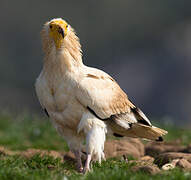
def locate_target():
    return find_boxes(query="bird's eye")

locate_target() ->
[66,24,68,28]
[49,25,53,29]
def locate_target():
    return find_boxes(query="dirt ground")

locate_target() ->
[1,138,191,175]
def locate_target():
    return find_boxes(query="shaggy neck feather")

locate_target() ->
[41,27,83,75]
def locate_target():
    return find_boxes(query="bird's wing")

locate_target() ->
[76,67,151,127]
[35,73,45,108]
[76,67,167,140]
[35,73,50,117]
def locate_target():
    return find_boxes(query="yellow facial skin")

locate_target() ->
[49,19,68,49]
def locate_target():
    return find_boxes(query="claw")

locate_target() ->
[83,167,90,174]
[74,150,83,173]
[77,166,83,173]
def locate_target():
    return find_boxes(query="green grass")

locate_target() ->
[0,111,191,180]
[164,126,191,145]
[0,112,68,151]
[0,155,191,180]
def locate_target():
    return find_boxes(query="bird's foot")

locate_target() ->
[83,167,90,174]
[77,166,83,173]
[83,153,92,174]
[73,150,83,173]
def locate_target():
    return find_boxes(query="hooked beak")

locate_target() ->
[58,27,64,38]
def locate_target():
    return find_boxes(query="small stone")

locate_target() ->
[105,138,144,159]
[171,159,180,166]
[21,149,64,161]
[145,141,186,158]
[176,159,191,170]
[132,165,160,175]
[63,151,75,162]
[154,152,191,167]
[162,163,175,170]
[140,156,154,163]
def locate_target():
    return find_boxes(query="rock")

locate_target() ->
[171,159,181,166]
[21,149,64,160]
[145,141,186,158]
[129,156,155,169]
[140,156,154,163]
[63,151,76,162]
[162,163,176,170]
[130,155,160,174]
[154,152,191,167]
[162,159,179,170]
[0,146,16,156]
[124,138,145,157]
[132,164,160,175]
[182,144,191,153]
[104,138,144,159]
[162,158,191,171]
[176,159,191,170]
[20,137,144,164]
[21,149,77,163]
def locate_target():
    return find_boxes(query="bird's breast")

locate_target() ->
[47,82,85,129]
[36,71,85,130]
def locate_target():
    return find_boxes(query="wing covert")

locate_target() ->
[76,67,135,119]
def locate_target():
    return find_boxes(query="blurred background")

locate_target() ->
[0,0,191,126]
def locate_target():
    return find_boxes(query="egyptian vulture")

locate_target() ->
[35,18,167,173]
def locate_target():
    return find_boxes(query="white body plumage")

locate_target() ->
[35,18,167,173]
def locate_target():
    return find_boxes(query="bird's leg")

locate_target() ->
[83,153,92,174]
[74,150,83,173]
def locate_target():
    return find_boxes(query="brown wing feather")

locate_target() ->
[76,69,135,119]
[77,69,150,125]
[76,68,167,140]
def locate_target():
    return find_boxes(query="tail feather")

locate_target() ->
[109,122,168,141]
[151,125,168,136]
[124,124,168,141]
[106,106,168,141]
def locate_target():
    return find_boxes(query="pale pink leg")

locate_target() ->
[83,153,92,174]
[74,150,83,173]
